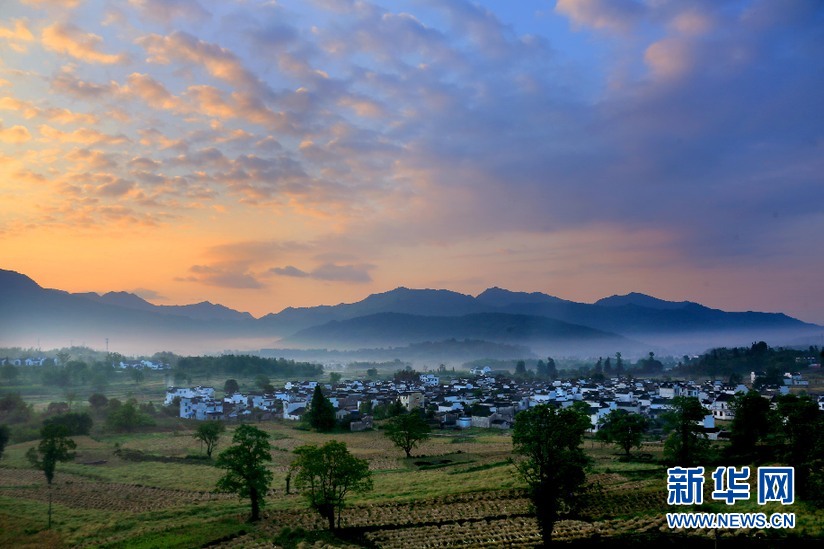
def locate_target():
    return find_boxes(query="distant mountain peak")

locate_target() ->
[0,268,43,293]
[595,292,696,310]
[475,287,567,306]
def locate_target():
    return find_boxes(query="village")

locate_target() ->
[166,367,823,436]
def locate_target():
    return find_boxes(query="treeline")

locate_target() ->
[176,355,323,378]
[674,341,822,379]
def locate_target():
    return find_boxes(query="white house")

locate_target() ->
[165,386,215,406]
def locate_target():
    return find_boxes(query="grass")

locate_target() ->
[1,416,822,546]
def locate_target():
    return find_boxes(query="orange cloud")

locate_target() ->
[39,124,129,146]
[125,73,181,111]
[0,122,32,144]
[0,96,97,125]
[23,0,81,7]
[0,19,34,52]
[137,31,260,91]
[42,22,127,65]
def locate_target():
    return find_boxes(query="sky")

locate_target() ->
[1,0,823,324]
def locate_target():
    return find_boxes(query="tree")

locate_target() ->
[384,412,431,458]
[773,394,823,502]
[224,379,240,395]
[663,397,709,465]
[1,363,19,384]
[329,372,342,384]
[596,410,649,456]
[0,424,9,459]
[305,385,336,432]
[515,360,527,376]
[43,412,93,436]
[728,390,772,459]
[546,357,557,380]
[512,404,591,545]
[26,423,76,528]
[130,368,145,384]
[255,374,273,393]
[88,393,108,412]
[615,352,624,376]
[215,425,273,521]
[194,420,225,458]
[292,440,373,530]
[106,399,154,432]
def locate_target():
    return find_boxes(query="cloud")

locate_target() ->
[0,122,32,144]
[136,31,266,94]
[184,264,265,289]
[23,0,81,7]
[0,19,34,52]
[42,23,128,64]
[124,73,181,111]
[50,67,118,99]
[269,262,373,283]
[39,125,129,146]
[0,96,97,125]
[132,287,166,302]
[128,0,210,25]
[270,265,309,278]
[555,0,646,33]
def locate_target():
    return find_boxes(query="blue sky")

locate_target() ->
[1,0,823,324]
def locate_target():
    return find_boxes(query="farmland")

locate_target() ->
[2,421,822,548]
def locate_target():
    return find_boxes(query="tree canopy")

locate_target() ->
[26,423,76,528]
[193,420,225,458]
[596,409,649,456]
[663,396,710,465]
[0,424,9,460]
[292,440,372,530]
[215,425,273,521]
[512,404,591,545]
[305,385,336,432]
[383,412,431,458]
[728,390,772,459]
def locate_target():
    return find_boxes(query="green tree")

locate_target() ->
[0,423,9,459]
[193,420,225,458]
[515,360,527,376]
[1,363,19,384]
[546,357,557,380]
[224,378,240,395]
[306,385,336,432]
[130,368,145,384]
[773,394,823,502]
[26,423,76,528]
[329,372,342,384]
[255,374,273,393]
[596,410,649,456]
[292,440,373,530]
[384,412,431,458]
[88,393,108,412]
[512,404,591,545]
[663,397,709,465]
[106,399,154,432]
[728,390,772,459]
[43,412,93,436]
[215,425,273,522]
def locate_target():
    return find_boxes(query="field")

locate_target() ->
[2,419,822,548]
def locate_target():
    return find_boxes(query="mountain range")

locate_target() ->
[0,268,819,358]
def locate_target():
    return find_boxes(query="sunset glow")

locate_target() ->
[1,0,822,323]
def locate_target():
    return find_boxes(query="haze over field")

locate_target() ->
[1,1,823,329]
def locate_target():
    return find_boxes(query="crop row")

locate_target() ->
[1,480,234,512]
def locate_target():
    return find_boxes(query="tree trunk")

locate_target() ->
[249,487,260,522]
[48,483,52,529]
